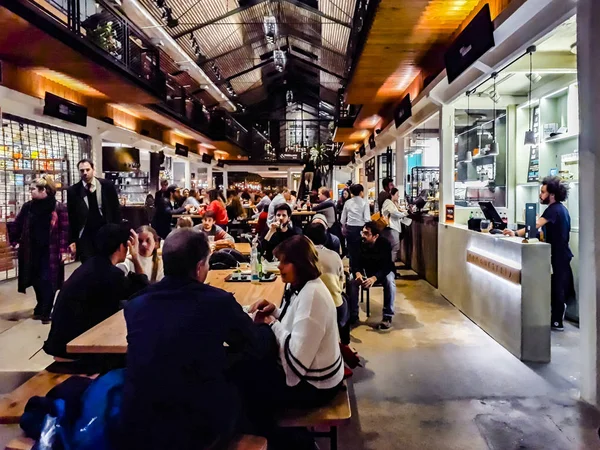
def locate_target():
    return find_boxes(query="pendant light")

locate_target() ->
[464,90,473,163]
[524,45,537,146]
[489,73,499,156]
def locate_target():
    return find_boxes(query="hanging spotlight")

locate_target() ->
[263,16,277,44]
[489,73,499,156]
[525,73,542,84]
[286,90,294,106]
[274,49,286,72]
[524,45,537,146]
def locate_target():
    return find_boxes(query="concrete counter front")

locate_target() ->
[438,223,551,362]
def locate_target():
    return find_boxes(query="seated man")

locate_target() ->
[348,221,396,330]
[194,210,234,244]
[120,229,275,450]
[261,203,301,261]
[311,187,337,228]
[44,224,149,359]
[311,213,341,254]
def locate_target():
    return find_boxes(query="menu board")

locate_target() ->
[527,106,540,182]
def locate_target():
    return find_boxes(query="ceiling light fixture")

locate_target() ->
[264,16,277,44]
[525,72,542,84]
[524,46,537,146]
[274,49,286,72]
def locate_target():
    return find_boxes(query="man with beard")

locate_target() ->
[262,203,301,261]
[503,176,574,331]
[347,221,396,330]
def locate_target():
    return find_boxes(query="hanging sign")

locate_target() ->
[527,146,540,183]
[359,144,366,158]
[369,133,376,150]
[444,4,495,84]
[175,143,189,158]
[394,94,412,128]
[43,92,87,127]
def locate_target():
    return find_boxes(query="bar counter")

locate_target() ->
[400,213,439,287]
[438,223,551,362]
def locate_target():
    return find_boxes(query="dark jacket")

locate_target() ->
[377,190,391,212]
[44,256,148,358]
[9,199,69,293]
[120,276,274,450]
[261,225,301,261]
[357,236,395,282]
[151,196,186,239]
[66,178,121,244]
[312,199,337,228]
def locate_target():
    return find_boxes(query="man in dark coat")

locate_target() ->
[44,224,148,360]
[66,159,121,262]
[151,185,192,239]
[120,229,275,450]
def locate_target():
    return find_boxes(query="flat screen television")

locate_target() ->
[102,146,140,172]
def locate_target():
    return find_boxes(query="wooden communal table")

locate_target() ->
[234,242,251,256]
[66,270,285,354]
[291,210,316,217]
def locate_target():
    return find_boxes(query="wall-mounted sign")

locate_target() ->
[394,94,412,128]
[527,146,540,182]
[201,153,212,164]
[102,146,140,172]
[279,153,301,160]
[445,204,455,223]
[444,4,495,84]
[369,133,376,150]
[365,157,376,182]
[467,249,521,284]
[359,145,366,158]
[175,143,189,158]
[43,92,87,127]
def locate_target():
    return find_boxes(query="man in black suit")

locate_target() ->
[44,224,148,361]
[67,159,121,262]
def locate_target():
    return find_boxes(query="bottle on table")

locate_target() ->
[251,239,260,284]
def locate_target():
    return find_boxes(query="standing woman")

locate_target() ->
[206,188,229,228]
[381,188,407,262]
[9,176,69,323]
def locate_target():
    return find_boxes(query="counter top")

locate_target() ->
[441,223,548,247]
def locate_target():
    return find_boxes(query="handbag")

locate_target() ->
[371,211,388,230]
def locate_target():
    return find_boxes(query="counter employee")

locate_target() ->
[503,176,574,331]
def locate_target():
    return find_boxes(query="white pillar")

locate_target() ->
[206,165,213,189]
[395,136,406,198]
[438,105,455,223]
[506,105,518,223]
[184,161,191,189]
[222,170,228,190]
[91,134,103,176]
[577,0,600,406]
[287,169,293,190]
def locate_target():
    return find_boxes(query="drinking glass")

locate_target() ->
[480,219,491,233]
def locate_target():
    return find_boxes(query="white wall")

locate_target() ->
[421,138,440,167]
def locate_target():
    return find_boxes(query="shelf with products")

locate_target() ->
[104,171,150,205]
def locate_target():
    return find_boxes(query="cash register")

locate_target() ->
[468,202,507,233]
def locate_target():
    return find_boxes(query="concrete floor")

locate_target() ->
[0,267,599,449]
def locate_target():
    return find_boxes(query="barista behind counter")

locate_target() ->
[502,176,574,332]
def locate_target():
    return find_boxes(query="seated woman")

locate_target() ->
[117,226,164,283]
[249,235,344,409]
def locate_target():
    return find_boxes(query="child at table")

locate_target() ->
[117,226,164,283]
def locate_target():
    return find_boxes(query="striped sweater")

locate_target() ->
[270,278,344,389]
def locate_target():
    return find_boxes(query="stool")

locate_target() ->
[360,286,371,317]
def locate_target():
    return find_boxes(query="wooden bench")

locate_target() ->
[278,384,351,450]
[0,371,97,424]
[5,435,267,450]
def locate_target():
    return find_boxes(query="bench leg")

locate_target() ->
[360,287,364,303]
[331,426,338,450]
[366,290,370,317]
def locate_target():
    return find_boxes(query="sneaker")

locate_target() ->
[376,319,393,330]
[551,321,564,331]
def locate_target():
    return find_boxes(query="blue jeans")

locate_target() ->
[348,271,396,321]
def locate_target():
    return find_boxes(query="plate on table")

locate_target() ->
[225,273,278,283]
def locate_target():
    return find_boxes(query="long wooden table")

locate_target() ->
[66,270,284,354]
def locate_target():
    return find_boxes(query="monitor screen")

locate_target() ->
[478,201,505,229]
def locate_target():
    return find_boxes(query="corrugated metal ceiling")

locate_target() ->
[135,0,356,104]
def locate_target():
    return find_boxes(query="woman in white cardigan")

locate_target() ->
[381,188,408,262]
[249,235,344,408]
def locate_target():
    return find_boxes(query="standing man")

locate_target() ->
[503,176,574,331]
[154,179,169,203]
[152,185,192,239]
[340,183,371,276]
[67,159,121,262]
[377,177,394,212]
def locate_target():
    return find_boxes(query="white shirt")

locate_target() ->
[381,199,408,233]
[316,245,344,308]
[117,254,164,283]
[270,279,344,389]
[340,196,370,227]
[82,178,103,212]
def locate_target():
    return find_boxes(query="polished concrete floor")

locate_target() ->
[0,267,599,449]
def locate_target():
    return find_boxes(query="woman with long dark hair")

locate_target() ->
[9,176,69,323]
[206,188,229,227]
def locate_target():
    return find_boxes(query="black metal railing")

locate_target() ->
[29,0,163,97]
